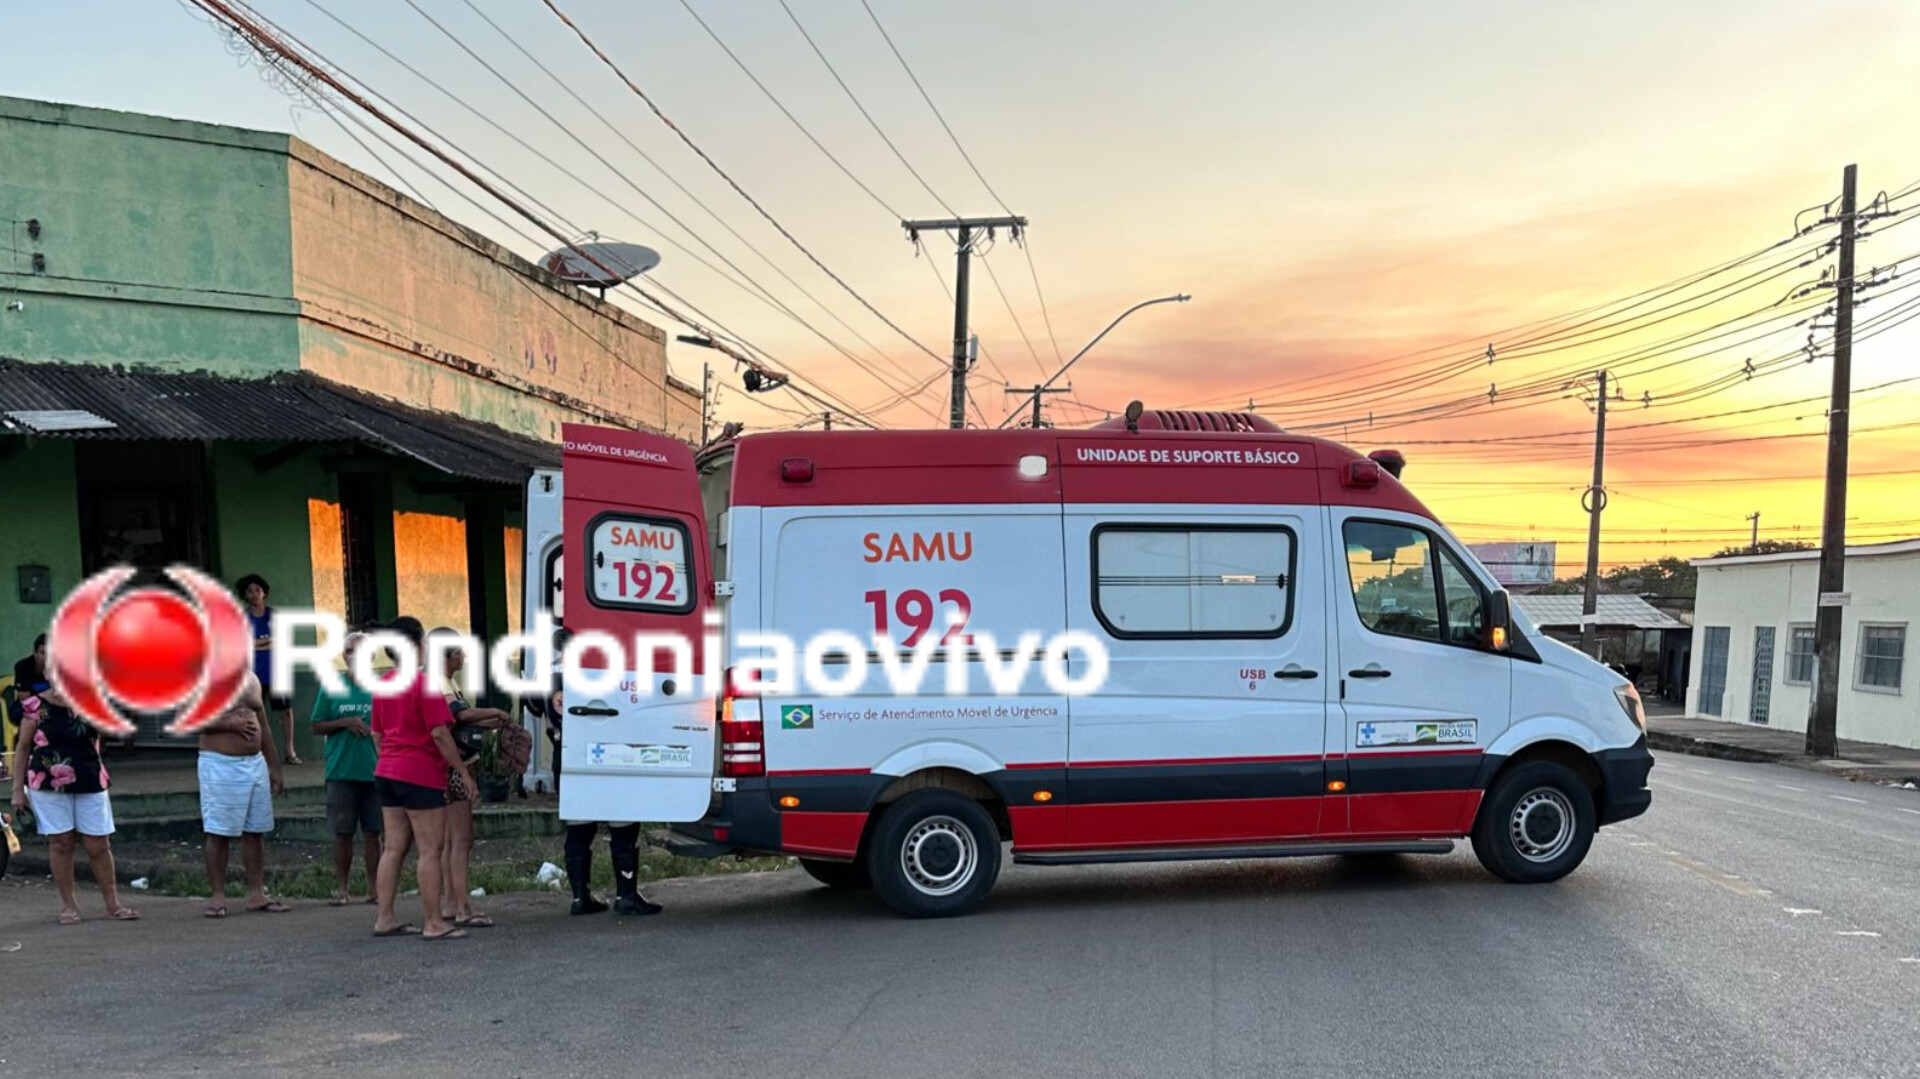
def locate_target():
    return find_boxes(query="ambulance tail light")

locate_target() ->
[719,667,765,777]
[721,717,765,777]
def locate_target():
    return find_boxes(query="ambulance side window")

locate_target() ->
[1092,525,1293,638]
[1343,520,1487,648]
[586,513,696,614]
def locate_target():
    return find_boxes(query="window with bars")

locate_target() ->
[1856,624,1906,693]
[1785,624,1816,685]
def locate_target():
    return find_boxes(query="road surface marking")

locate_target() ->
[1685,767,1712,775]
[1646,781,1920,847]
[1836,930,1882,938]
[1899,958,1920,964]
[1654,851,1771,897]
[1774,784,1806,792]
[1726,776,1758,784]
[1784,907,1823,916]
[1830,795,1869,804]
[1898,807,1920,817]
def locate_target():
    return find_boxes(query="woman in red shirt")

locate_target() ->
[369,617,475,942]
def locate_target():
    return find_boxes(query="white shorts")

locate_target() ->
[26,789,115,837]
[199,751,275,837]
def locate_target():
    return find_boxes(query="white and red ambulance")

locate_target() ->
[529,408,1652,917]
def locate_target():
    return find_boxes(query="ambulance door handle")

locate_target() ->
[1273,666,1318,680]
[1348,666,1392,679]
[569,705,619,717]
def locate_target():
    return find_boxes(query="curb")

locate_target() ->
[1647,729,1909,784]
[1645,730,1785,766]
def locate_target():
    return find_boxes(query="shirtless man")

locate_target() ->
[198,670,288,917]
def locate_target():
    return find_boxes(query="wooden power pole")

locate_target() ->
[1004,383,1071,428]
[1808,164,1859,759]
[904,215,1028,428]
[1580,370,1610,659]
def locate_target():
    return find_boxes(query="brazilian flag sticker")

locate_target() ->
[781,704,814,730]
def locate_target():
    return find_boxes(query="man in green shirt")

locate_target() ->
[311,632,380,905]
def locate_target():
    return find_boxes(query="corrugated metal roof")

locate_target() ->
[0,360,559,485]
[1514,593,1687,631]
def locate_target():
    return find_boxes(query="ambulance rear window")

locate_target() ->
[586,513,696,614]
[1093,525,1294,638]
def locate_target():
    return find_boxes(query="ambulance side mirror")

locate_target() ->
[1485,591,1512,653]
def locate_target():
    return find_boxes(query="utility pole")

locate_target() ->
[1747,512,1761,554]
[700,363,713,446]
[903,215,1028,429]
[1579,370,1609,659]
[1809,164,1859,759]
[1004,383,1071,428]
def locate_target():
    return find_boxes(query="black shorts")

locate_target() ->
[374,776,446,811]
[266,693,293,712]
[325,779,384,835]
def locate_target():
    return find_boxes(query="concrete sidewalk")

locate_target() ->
[1647,713,1920,785]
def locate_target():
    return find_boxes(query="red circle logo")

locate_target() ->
[46,565,253,736]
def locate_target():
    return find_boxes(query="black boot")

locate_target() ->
[566,823,606,915]
[609,824,661,916]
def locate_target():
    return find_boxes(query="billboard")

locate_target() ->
[1467,541,1559,586]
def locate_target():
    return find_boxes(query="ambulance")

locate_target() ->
[524,407,1653,918]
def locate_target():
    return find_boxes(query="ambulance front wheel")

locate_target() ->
[866,791,1002,918]
[798,857,871,890]
[1470,760,1597,884]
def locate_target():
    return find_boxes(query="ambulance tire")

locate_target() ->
[1471,761,1596,884]
[798,857,871,891]
[866,791,1002,918]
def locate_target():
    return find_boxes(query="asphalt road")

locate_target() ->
[3,751,1918,1079]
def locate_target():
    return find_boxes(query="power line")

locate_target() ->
[1180,227,1835,410]
[430,0,934,399]
[329,0,935,417]
[540,0,948,368]
[856,0,1068,370]
[192,0,887,430]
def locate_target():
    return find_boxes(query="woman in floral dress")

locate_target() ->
[7,685,138,925]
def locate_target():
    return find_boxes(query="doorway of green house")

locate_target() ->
[74,440,213,745]
[76,441,212,575]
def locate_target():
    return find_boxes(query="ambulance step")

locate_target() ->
[1014,839,1455,867]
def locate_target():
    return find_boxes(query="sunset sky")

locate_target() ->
[8,0,1920,573]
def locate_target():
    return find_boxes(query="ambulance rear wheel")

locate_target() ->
[867,791,1001,918]
[1471,761,1596,884]
[798,857,871,891]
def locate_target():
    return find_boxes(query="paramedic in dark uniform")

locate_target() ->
[540,684,661,917]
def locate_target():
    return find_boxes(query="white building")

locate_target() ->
[1688,539,1917,748]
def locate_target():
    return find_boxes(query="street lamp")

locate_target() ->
[677,334,788,392]
[997,293,1192,428]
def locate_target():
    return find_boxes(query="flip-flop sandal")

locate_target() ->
[248,900,293,914]
[328,895,351,907]
[204,906,228,919]
[454,913,494,928]
[422,927,468,942]
[108,907,140,921]
[58,911,81,926]
[373,924,421,937]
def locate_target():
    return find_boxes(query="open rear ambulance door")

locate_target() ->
[521,467,564,790]
[559,424,716,824]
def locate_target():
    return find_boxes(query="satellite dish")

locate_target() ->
[538,241,662,286]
